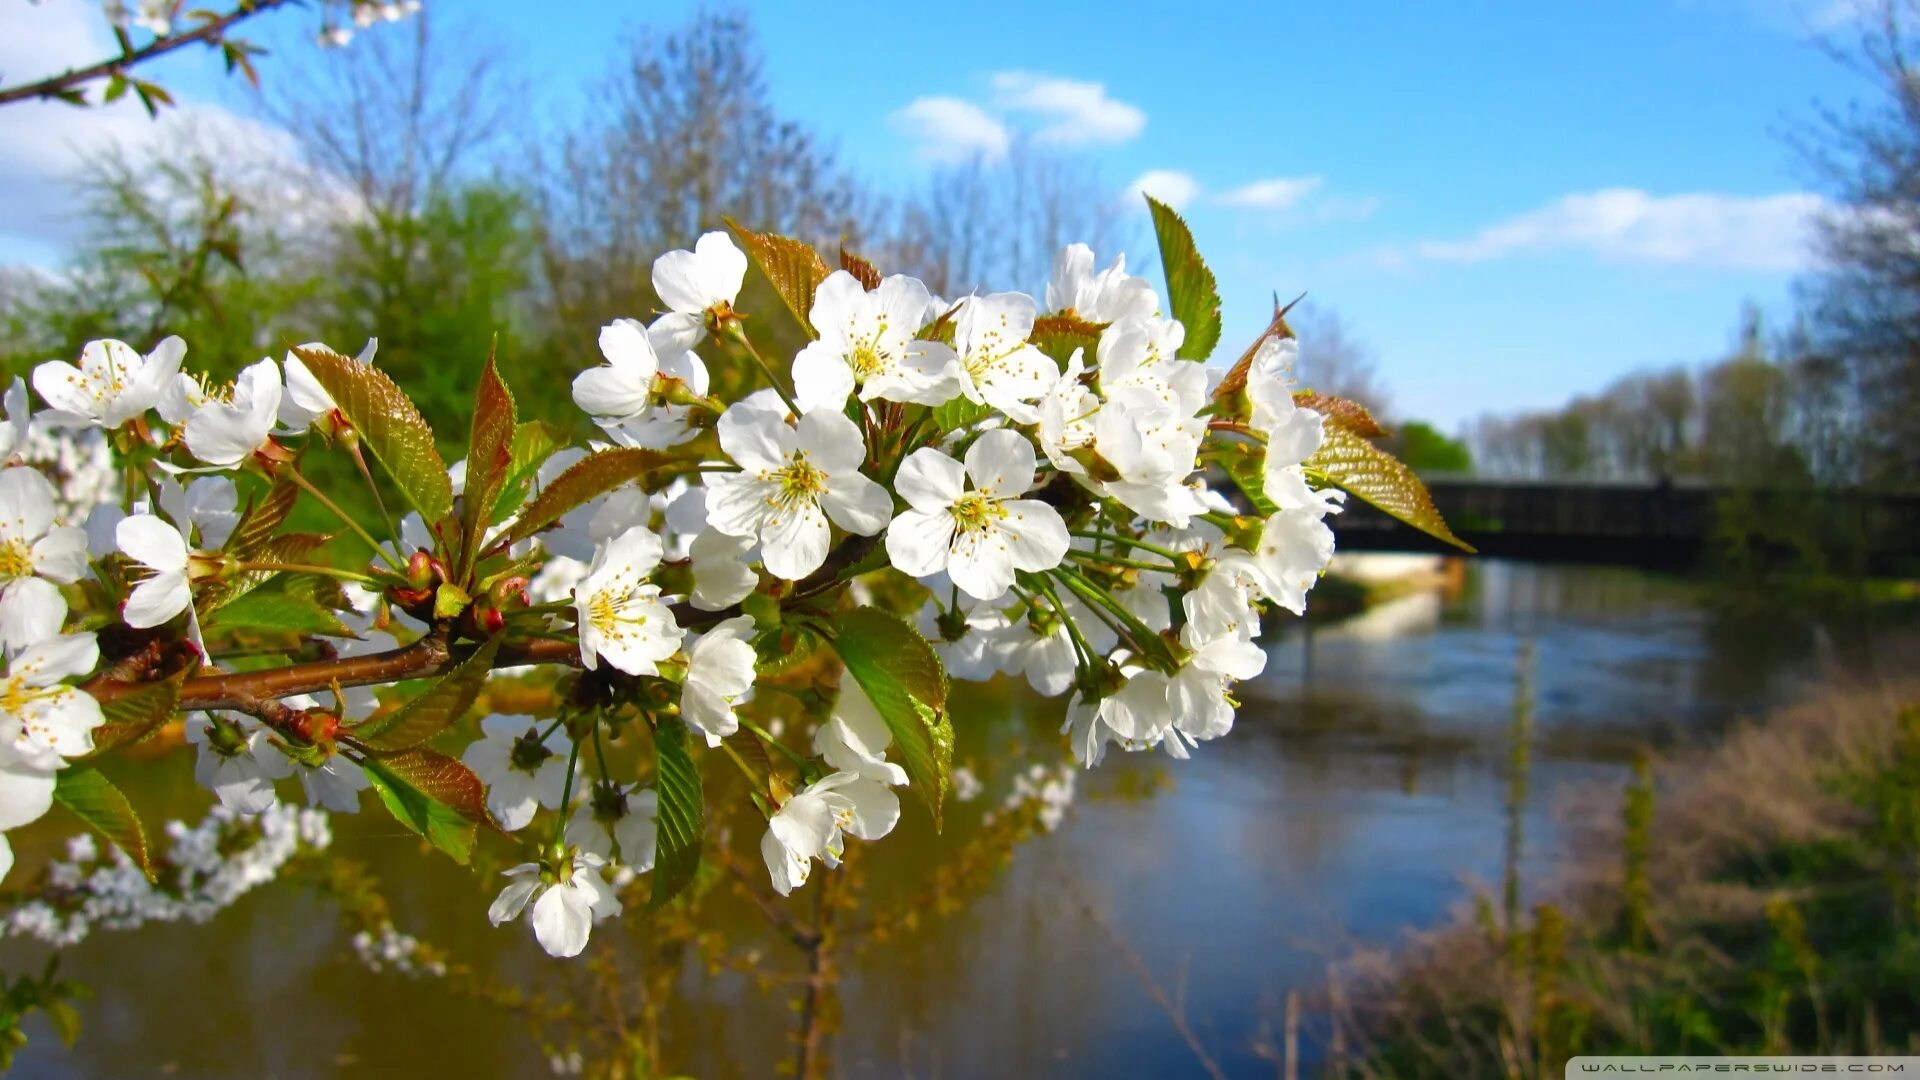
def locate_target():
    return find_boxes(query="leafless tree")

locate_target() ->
[531,13,870,331]
[1287,302,1393,420]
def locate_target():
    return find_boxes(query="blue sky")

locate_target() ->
[0,0,1876,428]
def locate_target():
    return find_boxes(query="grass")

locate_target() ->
[1329,668,1920,1077]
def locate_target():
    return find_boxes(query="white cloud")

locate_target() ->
[1414,188,1830,271]
[1124,169,1201,211]
[889,96,1012,164]
[0,0,359,265]
[1216,176,1325,210]
[988,72,1145,147]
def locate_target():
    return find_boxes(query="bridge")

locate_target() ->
[1327,477,1920,573]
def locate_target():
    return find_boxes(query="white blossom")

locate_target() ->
[564,783,657,870]
[462,714,573,832]
[488,849,622,958]
[680,615,757,746]
[1046,244,1158,324]
[705,396,890,580]
[185,714,293,814]
[791,271,957,413]
[0,467,87,651]
[886,430,1069,601]
[949,292,1056,423]
[652,231,747,319]
[32,337,185,430]
[572,525,683,676]
[182,358,283,467]
[760,771,900,896]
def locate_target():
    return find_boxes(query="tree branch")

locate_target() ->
[0,1,292,110]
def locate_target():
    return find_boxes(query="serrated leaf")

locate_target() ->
[53,765,153,882]
[224,478,297,558]
[827,607,952,828]
[90,671,184,755]
[1214,295,1300,403]
[500,447,675,549]
[1029,313,1106,367]
[725,218,830,338]
[205,589,352,636]
[350,636,500,751]
[934,397,993,432]
[1297,391,1387,439]
[1144,195,1222,361]
[651,716,703,909]
[361,748,490,864]
[494,420,566,519]
[839,245,881,290]
[202,531,332,612]
[1307,424,1474,552]
[292,345,453,524]
[459,349,516,579]
[1218,442,1279,516]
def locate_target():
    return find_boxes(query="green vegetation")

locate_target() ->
[1338,683,1920,1075]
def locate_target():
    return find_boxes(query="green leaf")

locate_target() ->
[650,717,703,909]
[1029,313,1106,367]
[458,349,516,579]
[1218,441,1279,517]
[291,344,453,524]
[495,420,567,518]
[933,396,993,432]
[349,636,500,751]
[223,478,297,558]
[724,217,830,337]
[499,447,675,549]
[1306,424,1475,552]
[205,588,352,636]
[361,748,491,864]
[53,765,153,882]
[827,607,952,828]
[1144,194,1222,361]
[201,531,331,613]
[89,671,184,755]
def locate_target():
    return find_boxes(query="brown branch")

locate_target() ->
[0,1,292,109]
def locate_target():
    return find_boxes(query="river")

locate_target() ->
[8,560,1912,1078]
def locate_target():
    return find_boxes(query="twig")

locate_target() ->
[0,2,292,109]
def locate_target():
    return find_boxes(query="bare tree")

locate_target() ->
[885,144,1129,298]
[1797,0,1920,484]
[1287,303,1392,419]
[532,13,869,331]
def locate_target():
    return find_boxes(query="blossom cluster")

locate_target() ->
[0,216,1367,964]
[4,803,331,948]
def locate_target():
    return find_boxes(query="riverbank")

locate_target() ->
[1330,669,1920,1076]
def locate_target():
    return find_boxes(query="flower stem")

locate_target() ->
[345,439,402,558]
[740,717,811,774]
[231,561,380,585]
[1067,530,1186,565]
[287,467,404,572]
[724,324,799,415]
[1066,549,1174,575]
[549,734,584,855]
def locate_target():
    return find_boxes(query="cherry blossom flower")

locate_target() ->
[812,679,907,785]
[705,396,890,581]
[1046,243,1158,324]
[652,231,747,320]
[185,713,293,814]
[886,430,1069,601]
[680,615,757,746]
[182,358,283,467]
[155,475,240,550]
[949,292,1056,423]
[0,468,87,651]
[32,336,185,430]
[572,319,662,423]
[463,714,573,832]
[790,271,957,414]
[489,849,622,958]
[565,782,657,870]
[0,633,102,772]
[572,525,683,676]
[116,514,198,629]
[0,378,29,460]
[760,771,900,896]
[278,339,375,431]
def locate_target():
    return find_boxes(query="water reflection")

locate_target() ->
[12,560,1911,1078]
